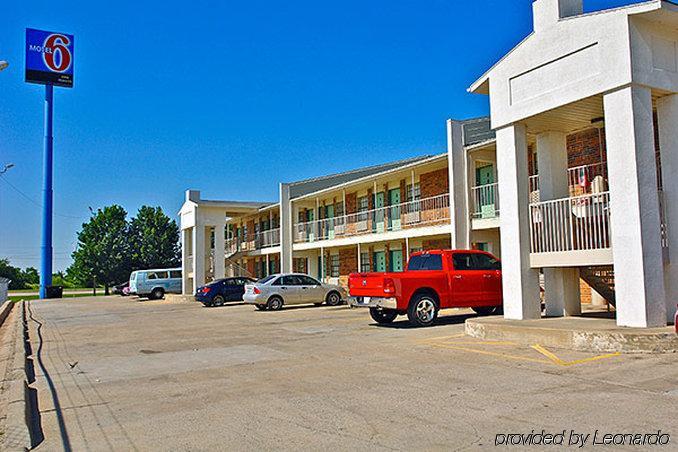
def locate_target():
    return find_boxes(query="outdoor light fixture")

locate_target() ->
[0,61,9,71]
[591,117,605,129]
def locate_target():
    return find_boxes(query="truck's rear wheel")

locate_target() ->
[472,306,500,316]
[369,308,398,324]
[407,294,438,327]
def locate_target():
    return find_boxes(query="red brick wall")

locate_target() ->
[339,248,358,276]
[528,128,607,176]
[566,128,607,169]
[246,220,255,240]
[422,237,451,251]
[345,192,357,214]
[528,144,536,176]
[420,168,449,198]
[246,260,255,276]
[580,279,592,304]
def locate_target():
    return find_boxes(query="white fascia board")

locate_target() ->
[468,33,535,95]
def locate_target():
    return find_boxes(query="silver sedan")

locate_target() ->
[243,274,346,311]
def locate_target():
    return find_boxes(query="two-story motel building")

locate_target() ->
[180,0,677,329]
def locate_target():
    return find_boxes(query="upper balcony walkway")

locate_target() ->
[468,161,669,267]
[294,193,450,247]
[225,228,281,256]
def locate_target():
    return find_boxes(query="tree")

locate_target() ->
[0,258,27,290]
[52,271,75,289]
[70,205,130,294]
[128,206,181,270]
[22,267,39,286]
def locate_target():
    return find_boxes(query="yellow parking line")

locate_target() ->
[417,336,517,347]
[531,344,621,367]
[416,337,621,367]
[427,343,552,365]
[417,333,466,343]
[447,340,518,346]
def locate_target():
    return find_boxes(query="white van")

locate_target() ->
[129,268,182,299]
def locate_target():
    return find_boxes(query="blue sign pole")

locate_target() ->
[26,28,73,299]
[39,84,54,299]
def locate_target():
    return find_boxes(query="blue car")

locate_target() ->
[195,277,256,307]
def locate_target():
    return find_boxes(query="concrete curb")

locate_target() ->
[2,301,39,451]
[0,300,14,327]
[465,317,678,354]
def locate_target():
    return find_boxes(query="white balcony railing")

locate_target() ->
[294,193,450,243]
[225,228,280,256]
[529,192,611,254]
[530,189,668,255]
[470,183,499,219]
[567,162,607,197]
[258,228,281,248]
[529,162,608,202]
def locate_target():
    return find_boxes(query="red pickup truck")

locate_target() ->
[348,250,503,327]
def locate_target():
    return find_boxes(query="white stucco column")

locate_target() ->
[279,183,293,273]
[213,223,226,279]
[536,131,581,317]
[604,85,666,327]
[447,120,470,249]
[496,123,541,320]
[657,93,678,324]
[357,243,361,272]
[181,228,191,295]
[192,224,206,291]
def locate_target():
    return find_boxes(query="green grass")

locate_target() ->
[8,287,105,294]
[8,292,110,302]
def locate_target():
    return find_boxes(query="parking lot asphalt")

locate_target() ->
[24,296,677,451]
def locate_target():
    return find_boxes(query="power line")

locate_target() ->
[0,174,88,220]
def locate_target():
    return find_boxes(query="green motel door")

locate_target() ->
[373,251,386,272]
[476,164,496,219]
[389,189,401,231]
[389,249,403,272]
[373,192,385,233]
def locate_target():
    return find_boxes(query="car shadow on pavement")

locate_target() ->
[202,302,248,309]
[370,313,478,329]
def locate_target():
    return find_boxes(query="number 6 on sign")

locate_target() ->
[25,28,75,88]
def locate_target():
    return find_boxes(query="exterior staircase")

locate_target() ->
[225,259,254,278]
[580,266,615,306]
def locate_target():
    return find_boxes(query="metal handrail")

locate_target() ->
[529,191,611,254]
[294,193,450,243]
[470,183,499,219]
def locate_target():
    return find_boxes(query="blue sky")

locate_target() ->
[0,0,639,271]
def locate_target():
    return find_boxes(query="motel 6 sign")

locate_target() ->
[25,28,74,87]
